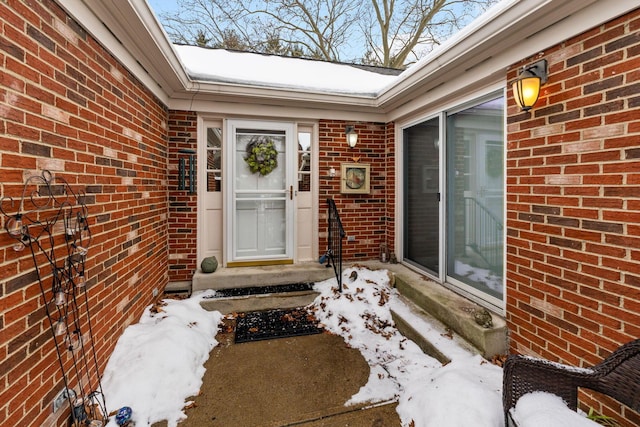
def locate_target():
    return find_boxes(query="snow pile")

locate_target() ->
[101,291,223,427]
[312,265,504,427]
[512,392,600,427]
[312,268,441,404]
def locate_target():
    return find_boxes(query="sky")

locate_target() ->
[145,0,501,67]
[98,266,601,427]
[146,0,178,15]
[145,0,367,61]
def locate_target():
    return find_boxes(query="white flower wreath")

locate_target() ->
[245,137,278,176]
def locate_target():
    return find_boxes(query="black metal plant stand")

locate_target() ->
[0,170,107,425]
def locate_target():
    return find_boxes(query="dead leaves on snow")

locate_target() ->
[490,354,508,367]
[361,312,394,339]
[149,300,167,314]
[440,328,453,339]
[183,401,198,410]
[376,289,389,307]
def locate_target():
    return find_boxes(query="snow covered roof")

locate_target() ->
[174,45,401,97]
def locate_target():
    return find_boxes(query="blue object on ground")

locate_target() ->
[115,406,132,425]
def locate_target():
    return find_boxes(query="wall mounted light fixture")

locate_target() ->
[512,59,548,112]
[345,125,358,148]
[178,148,196,193]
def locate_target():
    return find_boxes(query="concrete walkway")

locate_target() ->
[152,260,502,426]
[155,319,401,427]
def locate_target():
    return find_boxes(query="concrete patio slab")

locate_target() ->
[152,324,400,427]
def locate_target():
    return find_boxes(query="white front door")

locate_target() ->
[226,120,295,264]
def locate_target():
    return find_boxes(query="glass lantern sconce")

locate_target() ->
[345,126,358,148]
[512,59,547,111]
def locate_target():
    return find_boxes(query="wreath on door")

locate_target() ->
[244,137,278,176]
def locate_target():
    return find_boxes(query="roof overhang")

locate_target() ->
[381,0,640,122]
[60,0,639,122]
[56,0,190,105]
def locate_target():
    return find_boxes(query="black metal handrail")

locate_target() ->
[326,198,346,291]
[464,196,504,274]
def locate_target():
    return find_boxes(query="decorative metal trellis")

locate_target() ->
[1,170,107,425]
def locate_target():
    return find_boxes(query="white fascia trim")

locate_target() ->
[55,0,169,104]
[379,0,552,104]
[127,0,194,90]
[166,81,386,121]
[57,0,196,103]
[170,98,388,123]
[494,0,640,68]
[175,82,380,106]
[59,0,639,120]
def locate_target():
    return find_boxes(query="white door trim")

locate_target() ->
[197,117,224,266]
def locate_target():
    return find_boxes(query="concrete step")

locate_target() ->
[392,294,455,364]
[192,261,334,292]
[391,293,483,364]
[366,261,508,359]
[200,290,319,314]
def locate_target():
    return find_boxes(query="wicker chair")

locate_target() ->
[502,339,640,426]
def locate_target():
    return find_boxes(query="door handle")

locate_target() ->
[290,185,293,200]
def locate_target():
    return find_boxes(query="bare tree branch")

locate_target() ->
[154,0,498,67]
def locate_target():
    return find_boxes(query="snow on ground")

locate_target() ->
[101,290,222,427]
[311,266,504,427]
[513,392,600,427]
[100,266,582,427]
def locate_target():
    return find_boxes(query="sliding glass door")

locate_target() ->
[446,97,504,302]
[403,94,504,307]
[404,117,440,276]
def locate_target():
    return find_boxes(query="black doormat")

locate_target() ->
[208,282,315,299]
[235,307,323,343]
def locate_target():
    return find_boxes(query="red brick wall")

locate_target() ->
[0,1,169,426]
[167,110,198,282]
[506,7,640,425]
[319,120,395,261]
[384,122,396,258]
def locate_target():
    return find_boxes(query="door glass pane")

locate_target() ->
[234,129,287,259]
[404,117,440,275]
[297,131,311,192]
[446,96,504,300]
[206,127,222,192]
[236,131,286,191]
